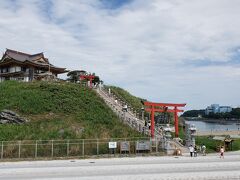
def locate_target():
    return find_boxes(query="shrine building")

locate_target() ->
[0,49,67,82]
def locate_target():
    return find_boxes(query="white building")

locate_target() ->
[205,104,232,115]
[219,106,232,113]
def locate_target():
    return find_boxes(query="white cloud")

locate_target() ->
[0,0,240,110]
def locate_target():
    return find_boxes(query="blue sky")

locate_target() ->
[100,0,133,9]
[0,0,240,110]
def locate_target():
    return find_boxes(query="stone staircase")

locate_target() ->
[96,87,149,135]
[95,86,188,154]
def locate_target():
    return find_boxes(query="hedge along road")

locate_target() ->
[0,152,240,180]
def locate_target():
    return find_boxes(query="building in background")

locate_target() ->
[0,49,67,82]
[219,106,233,113]
[205,104,232,115]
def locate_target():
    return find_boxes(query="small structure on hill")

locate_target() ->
[67,70,101,88]
[0,49,67,82]
[80,74,96,88]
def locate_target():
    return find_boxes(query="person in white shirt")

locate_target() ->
[202,144,206,156]
[123,104,128,112]
[189,145,194,157]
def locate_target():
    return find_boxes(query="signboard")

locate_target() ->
[136,141,150,151]
[108,142,117,149]
[120,141,130,151]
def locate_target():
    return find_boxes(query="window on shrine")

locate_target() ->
[21,67,26,72]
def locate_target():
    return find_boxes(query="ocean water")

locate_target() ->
[185,120,240,131]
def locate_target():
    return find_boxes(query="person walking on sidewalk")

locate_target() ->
[202,144,206,156]
[220,146,224,159]
[194,145,198,157]
[189,145,194,157]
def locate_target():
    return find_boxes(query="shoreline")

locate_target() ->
[183,117,240,123]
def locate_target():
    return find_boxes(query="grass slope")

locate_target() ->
[107,86,145,111]
[0,81,142,141]
[108,86,176,124]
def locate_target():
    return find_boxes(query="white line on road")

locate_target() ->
[0,154,240,179]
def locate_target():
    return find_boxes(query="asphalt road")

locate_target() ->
[0,152,240,180]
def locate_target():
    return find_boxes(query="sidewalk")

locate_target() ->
[182,150,240,157]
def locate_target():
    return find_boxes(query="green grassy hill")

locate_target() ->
[107,86,175,122]
[0,81,142,141]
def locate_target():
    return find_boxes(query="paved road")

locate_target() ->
[0,153,240,180]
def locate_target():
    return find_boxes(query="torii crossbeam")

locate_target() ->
[80,74,96,88]
[144,101,186,138]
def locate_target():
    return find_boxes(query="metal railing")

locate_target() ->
[0,137,165,160]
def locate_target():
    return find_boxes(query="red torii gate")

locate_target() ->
[80,74,96,88]
[144,101,186,138]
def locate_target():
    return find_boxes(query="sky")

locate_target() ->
[0,0,240,110]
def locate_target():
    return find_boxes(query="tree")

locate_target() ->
[67,70,87,83]
[231,108,240,118]
[92,76,100,85]
[181,110,205,117]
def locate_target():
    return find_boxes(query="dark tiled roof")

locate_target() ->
[0,49,67,73]
[5,49,46,62]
